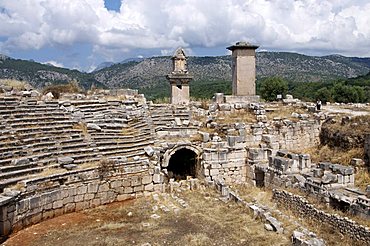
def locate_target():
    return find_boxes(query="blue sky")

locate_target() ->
[1,0,370,72]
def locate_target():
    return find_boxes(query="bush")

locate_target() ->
[332,83,366,103]
[259,77,288,101]
[42,80,82,99]
[315,87,332,103]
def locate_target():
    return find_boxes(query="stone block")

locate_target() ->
[142,175,152,185]
[87,183,99,193]
[122,179,131,187]
[58,156,74,165]
[117,194,134,202]
[134,185,143,192]
[227,136,236,147]
[76,186,87,195]
[75,201,89,211]
[52,200,63,209]
[200,132,210,142]
[219,103,231,111]
[144,183,154,191]
[74,195,84,203]
[90,199,101,207]
[209,169,219,176]
[110,180,122,189]
[144,146,155,157]
[87,123,101,131]
[29,196,41,210]
[62,196,74,205]
[64,203,76,213]
[153,174,163,184]
[42,210,55,220]
[131,176,141,186]
[98,183,109,192]
[124,187,133,194]
[84,193,95,201]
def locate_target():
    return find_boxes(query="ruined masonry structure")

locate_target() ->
[1,43,370,243]
[166,48,193,105]
[227,42,259,97]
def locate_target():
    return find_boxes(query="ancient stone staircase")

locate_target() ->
[0,96,155,192]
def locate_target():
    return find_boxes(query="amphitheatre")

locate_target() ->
[0,42,369,246]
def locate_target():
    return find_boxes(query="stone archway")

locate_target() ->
[162,145,202,180]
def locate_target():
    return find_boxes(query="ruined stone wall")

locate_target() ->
[202,147,247,183]
[0,165,163,238]
[273,190,370,243]
[249,120,321,151]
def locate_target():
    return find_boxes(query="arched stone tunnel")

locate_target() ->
[162,145,202,180]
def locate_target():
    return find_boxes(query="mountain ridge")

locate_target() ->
[1,52,370,99]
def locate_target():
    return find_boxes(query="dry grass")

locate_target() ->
[73,122,89,136]
[0,79,30,90]
[121,126,139,136]
[153,97,170,104]
[355,170,370,191]
[216,110,256,124]
[42,80,82,99]
[303,145,364,166]
[189,133,203,142]
[33,166,66,178]
[325,115,370,136]
[266,105,307,121]
[6,188,290,246]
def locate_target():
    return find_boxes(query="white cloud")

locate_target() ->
[43,60,64,68]
[0,0,370,59]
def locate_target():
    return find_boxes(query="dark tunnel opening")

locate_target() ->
[167,148,198,180]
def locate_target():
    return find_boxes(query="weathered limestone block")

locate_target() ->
[142,175,152,185]
[98,183,109,193]
[62,196,74,205]
[58,157,74,165]
[74,195,84,203]
[64,203,76,213]
[124,187,133,194]
[75,201,89,211]
[134,185,144,192]
[87,123,101,131]
[210,169,219,176]
[144,146,155,156]
[76,186,87,195]
[52,200,63,209]
[153,173,163,184]
[131,176,141,186]
[87,182,99,193]
[144,183,154,191]
[110,180,122,189]
[84,193,95,201]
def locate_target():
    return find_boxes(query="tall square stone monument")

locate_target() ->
[166,48,193,105]
[227,41,259,97]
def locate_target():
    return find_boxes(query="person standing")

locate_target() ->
[316,99,322,111]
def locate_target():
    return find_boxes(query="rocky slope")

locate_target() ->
[92,52,370,89]
[1,52,369,98]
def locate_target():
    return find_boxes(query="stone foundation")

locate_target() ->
[273,189,370,243]
[0,165,163,239]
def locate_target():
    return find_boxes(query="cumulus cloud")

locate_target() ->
[0,0,370,62]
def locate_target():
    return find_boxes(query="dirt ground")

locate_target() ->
[2,189,289,246]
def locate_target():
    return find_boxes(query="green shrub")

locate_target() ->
[259,77,288,101]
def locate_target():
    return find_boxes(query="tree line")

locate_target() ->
[259,73,370,103]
